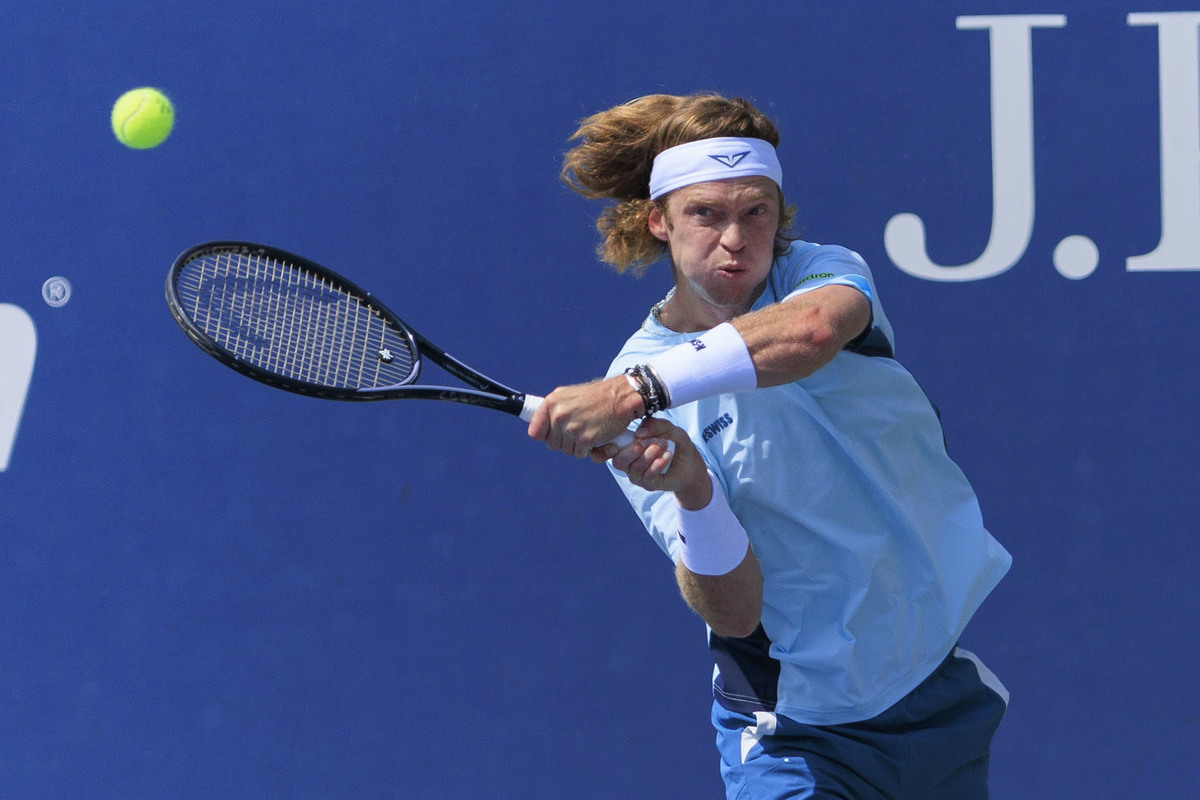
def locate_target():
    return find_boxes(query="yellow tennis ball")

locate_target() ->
[111,87,175,149]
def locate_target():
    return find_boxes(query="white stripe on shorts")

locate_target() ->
[954,646,1010,706]
[740,710,778,764]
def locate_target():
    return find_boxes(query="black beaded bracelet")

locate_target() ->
[624,364,670,417]
[641,363,671,410]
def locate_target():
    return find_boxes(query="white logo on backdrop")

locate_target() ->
[0,304,37,472]
[886,12,1200,281]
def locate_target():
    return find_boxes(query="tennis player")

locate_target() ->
[527,92,1011,799]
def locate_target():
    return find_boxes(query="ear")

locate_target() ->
[647,204,670,242]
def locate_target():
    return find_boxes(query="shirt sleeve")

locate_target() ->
[770,243,896,357]
[606,463,683,562]
[779,244,875,304]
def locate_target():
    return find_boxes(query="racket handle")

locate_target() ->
[519,394,543,423]
[520,395,671,456]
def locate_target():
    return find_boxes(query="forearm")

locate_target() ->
[600,419,763,639]
[669,469,763,639]
[530,286,869,455]
[675,549,763,638]
[731,284,871,386]
[639,284,871,414]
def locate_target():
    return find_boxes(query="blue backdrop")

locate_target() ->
[1,2,1197,797]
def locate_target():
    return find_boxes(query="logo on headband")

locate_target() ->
[708,151,751,169]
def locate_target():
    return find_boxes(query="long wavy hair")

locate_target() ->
[561,92,797,274]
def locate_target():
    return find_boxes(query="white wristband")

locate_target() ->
[647,322,757,408]
[675,472,750,576]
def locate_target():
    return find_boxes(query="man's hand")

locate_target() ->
[593,416,712,507]
[526,374,645,457]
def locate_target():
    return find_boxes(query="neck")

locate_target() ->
[657,293,746,333]
[656,278,766,332]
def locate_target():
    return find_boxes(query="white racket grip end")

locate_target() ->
[519,394,543,423]
[613,429,676,464]
[614,429,672,472]
[612,429,636,447]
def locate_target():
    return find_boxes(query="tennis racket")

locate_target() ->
[164,241,642,449]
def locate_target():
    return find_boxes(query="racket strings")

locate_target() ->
[175,249,417,390]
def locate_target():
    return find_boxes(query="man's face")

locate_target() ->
[649,176,781,325]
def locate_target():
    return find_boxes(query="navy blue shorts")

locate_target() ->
[713,647,1008,800]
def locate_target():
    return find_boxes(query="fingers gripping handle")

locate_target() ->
[520,394,671,453]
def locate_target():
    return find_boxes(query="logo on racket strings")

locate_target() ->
[194,275,343,351]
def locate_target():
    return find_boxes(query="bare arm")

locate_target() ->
[528,284,869,635]
[675,550,763,638]
[653,287,866,635]
[527,283,872,454]
[603,417,764,638]
[732,283,872,386]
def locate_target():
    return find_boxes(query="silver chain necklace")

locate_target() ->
[648,288,675,329]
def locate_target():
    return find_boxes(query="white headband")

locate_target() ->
[648,136,783,200]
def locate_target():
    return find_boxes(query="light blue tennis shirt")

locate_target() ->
[606,241,1011,726]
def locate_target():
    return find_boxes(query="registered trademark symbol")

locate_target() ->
[42,277,72,307]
